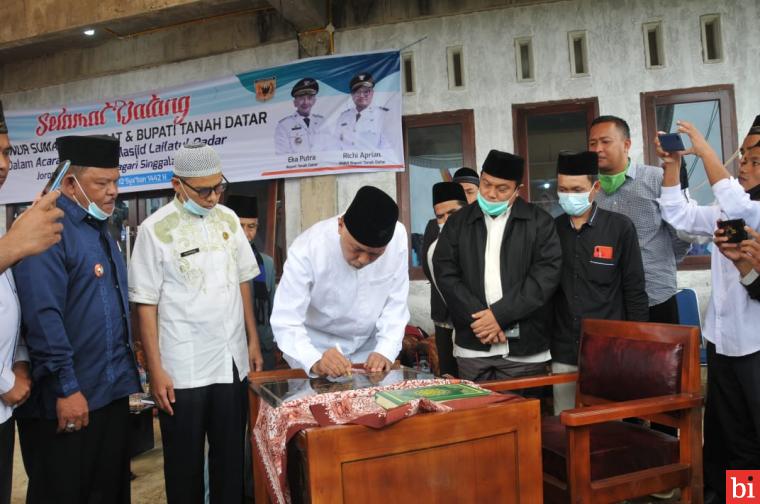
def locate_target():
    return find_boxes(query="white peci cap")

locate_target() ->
[173,142,222,177]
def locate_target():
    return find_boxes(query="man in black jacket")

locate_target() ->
[433,150,562,382]
[421,182,468,376]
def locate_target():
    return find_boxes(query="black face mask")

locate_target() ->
[748,184,760,202]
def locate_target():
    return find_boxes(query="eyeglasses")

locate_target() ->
[352,87,373,96]
[179,175,228,199]
[242,223,258,231]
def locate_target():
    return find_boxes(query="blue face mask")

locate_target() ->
[477,192,510,217]
[73,176,112,221]
[558,192,592,216]
[180,182,211,217]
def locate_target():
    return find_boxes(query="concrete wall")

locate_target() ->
[3,0,752,328]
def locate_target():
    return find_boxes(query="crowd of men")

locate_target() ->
[1,94,760,504]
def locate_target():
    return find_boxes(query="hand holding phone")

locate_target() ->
[43,160,71,194]
[717,219,749,244]
[658,133,686,153]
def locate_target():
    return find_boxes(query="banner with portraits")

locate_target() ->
[2,50,403,204]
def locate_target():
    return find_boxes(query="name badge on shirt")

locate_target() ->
[505,324,520,339]
[180,248,200,257]
[593,245,614,260]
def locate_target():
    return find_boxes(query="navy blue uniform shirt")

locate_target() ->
[13,195,139,419]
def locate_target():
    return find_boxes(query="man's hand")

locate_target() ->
[0,363,32,407]
[311,348,351,378]
[471,309,502,338]
[56,391,89,433]
[149,367,176,415]
[249,344,264,372]
[676,120,712,158]
[365,352,392,373]
[740,226,760,272]
[654,132,682,170]
[4,190,64,260]
[715,227,753,276]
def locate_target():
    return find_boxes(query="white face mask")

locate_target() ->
[557,191,592,216]
[73,176,113,220]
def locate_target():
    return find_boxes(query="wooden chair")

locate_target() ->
[481,319,703,504]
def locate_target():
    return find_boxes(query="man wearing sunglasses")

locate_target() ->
[128,142,263,503]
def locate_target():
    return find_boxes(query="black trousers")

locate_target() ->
[703,343,760,499]
[159,365,247,504]
[26,397,131,504]
[0,418,13,504]
[433,325,458,377]
[648,294,679,324]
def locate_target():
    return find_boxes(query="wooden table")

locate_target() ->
[249,369,543,503]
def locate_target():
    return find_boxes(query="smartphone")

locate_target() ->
[43,160,70,194]
[717,218,748,244]
[658,133,686,152]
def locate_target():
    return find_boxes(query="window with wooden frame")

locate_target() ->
[568,31,589,76]
[446,46,466,90]
[641,84,738,269]
[514,37,535,82]
[512,98,599,215]
[396,109,476,280]
[643,21,665,69]
[700,14,723,63]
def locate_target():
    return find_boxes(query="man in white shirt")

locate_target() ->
[129,142,263,504]
[656,119,760,502]
[274,77,330,155]
[434,150,562,383]
[271,185,409,377]
[335,73,391,151]
[0,100,64,504]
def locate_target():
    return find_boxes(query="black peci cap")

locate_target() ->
[452,167,479,186]
[481,150,524,183]
[432,182,467,206]
[557,151,598,176]
[56,135,120,168]
[226,194,258,219]
[343,186,398,247]
[0,101,6,134]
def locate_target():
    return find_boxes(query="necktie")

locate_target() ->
[356,113,361,122]
[304,117,310,127]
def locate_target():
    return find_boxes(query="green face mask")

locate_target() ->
[477,192,509,217]
[598,164,629,194]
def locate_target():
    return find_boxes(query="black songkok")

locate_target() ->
[0,101,7,134]
[557,151,598,176]
[56,135,120,168]
[343,186,398,247]
[452,167,479,186]
[226,195,258,218]
[481,150,524,183]
[432,182,466,206]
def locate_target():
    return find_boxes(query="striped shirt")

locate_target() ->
[595,161,691,306]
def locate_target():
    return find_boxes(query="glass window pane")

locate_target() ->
[526,111,588,217]
[408,124,464,267]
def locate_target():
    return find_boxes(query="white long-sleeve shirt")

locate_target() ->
[658,178,760,357]
[1,268,29,424]
[271,216,410,373]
